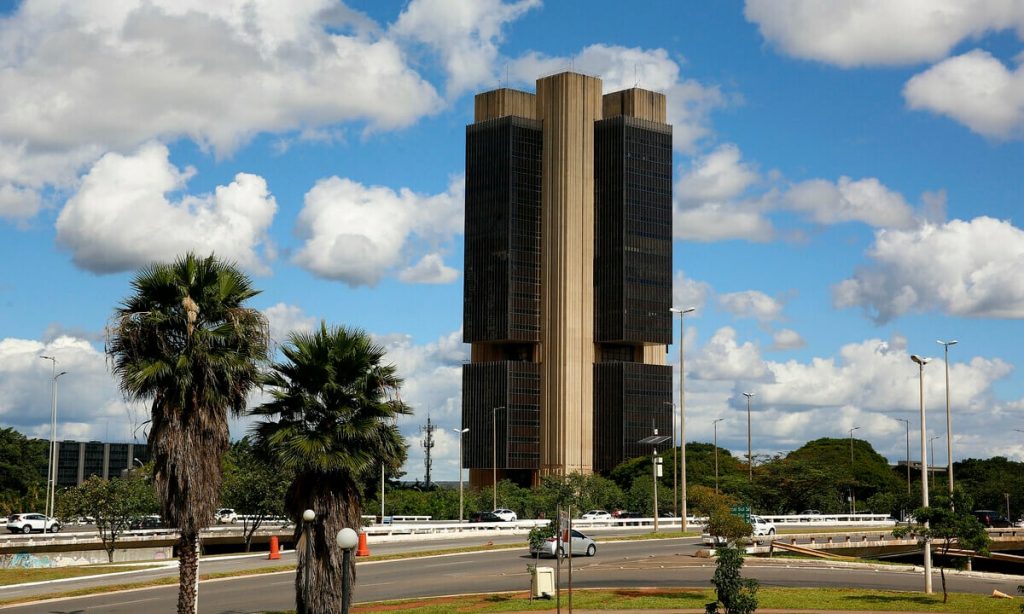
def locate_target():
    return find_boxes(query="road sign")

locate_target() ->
[730,505,751,522]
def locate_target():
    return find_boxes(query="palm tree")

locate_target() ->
[106,253,268,614]
[251,323,409,614]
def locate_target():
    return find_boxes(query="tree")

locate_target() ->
[0,428,48,515]
[710,543,759,614]
[221,438,291,552]
[252,323,409,614]
[107,252,268,614]
[58,474,158,562]
[894,489,991,602]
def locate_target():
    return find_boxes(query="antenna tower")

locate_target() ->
[420,414,436,488]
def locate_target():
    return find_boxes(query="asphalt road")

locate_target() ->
[2,535,1021,613]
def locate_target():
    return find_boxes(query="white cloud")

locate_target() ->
[674,204,775,242]
[391,0,540,97]
[770,328,805,351]
[0,0,441,217]
[293,175,464,286]
[55,142,277,275]
[904,49,1024,139]
[399,254,459,284]
[509,44,727,152]
[677,144,760,204]
[719,290,785,322]
[744,0,1024,67]
[263,303,316,345]
[834,217,1024,322]
[783,176,918,228]
[672,271,711,313]
[0,183,42,223]
[690,327,768,381]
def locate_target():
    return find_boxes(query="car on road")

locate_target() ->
[129,515,165,530]
[469,511,504,522]
[530,528,597,558]
[972,510,1013,528]
[750,515,776,536]
[799,509,821,520]
[6,513,60,534]
[215,508,238,524]
[581,510,612,520]
[492,508,517,522]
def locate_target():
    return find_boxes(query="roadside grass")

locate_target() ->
[274,587,1019,613]
[0,564,164,587]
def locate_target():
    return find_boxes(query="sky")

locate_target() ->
[2,0,1024,484]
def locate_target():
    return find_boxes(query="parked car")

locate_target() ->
[799,509,821,520]
[530,528,597,558]
[492,508,517,522]
[581,510,612,520]
[469,511,504,523]
[215,508,238,524]
[972,510,1013,528]
[616,511,643,519]
[129,515,164,530]
[6,513,60,534]
[750,515,776,536]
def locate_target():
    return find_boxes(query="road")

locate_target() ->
[2,535,1021,613]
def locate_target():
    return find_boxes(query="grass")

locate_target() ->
[0,564,164,586]
[315,587,1022,613]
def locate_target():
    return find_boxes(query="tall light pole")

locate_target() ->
[911,353,933,594]
[492,406,504,511]
[895,417,911,496]
[453,427,469,522]
[663,401,676,519]
[713,418,725,494]
[929,435,941,496]
[743,392,755,482]
[670,306,695,530]
[40,355,66,521]
[849,426,860,514]
[937,339,957,497]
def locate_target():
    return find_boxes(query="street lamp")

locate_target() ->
[670,306,695,531]
[929,435,941,495]
[849,426,860,514]
[639,428,671,533]
[40,355,66,521]
[937,339,957,497]
[895,417,911,496]
[453,427,469,522]
[911,353,933,594]
[492,406,505,511]
[301,509,316,614]
[742,392,755,482]
[713,418,725,494]
[335,527,358,614]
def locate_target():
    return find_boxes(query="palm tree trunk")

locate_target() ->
[177,531,199,614]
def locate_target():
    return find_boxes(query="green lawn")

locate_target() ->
[0,564,164,586]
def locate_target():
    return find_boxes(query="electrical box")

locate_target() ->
[531,566,554,598]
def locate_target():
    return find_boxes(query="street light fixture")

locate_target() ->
[492,406,505,511]
[911,353,933,594]
[929,435,941,496]
[335,528,358,614]
[301,509,316,614]
[936,339,957,497]
[712,418,725,494]
[742,392,755,482]
[670,306,695,531]
[639,428,671,533]
[895,417,911,496]
[40,355,66,521]
[453,427,469,523]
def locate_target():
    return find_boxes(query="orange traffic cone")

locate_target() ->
[268,535,280,560]
[356,531,370,557]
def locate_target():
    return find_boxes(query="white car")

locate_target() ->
[492,508,517,522]
[6,513,61,534]
[215,508,238,524]
[581,510,612,520]
[750,515,776,537]
[530,528,597,557]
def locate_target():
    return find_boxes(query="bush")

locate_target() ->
[710,543,759,614]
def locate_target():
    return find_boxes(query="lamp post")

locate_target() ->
[929,435,941,496]
[743,392,755,482]
[663,401,677,519]
[453,427,469,522]
[40,355,66,521]
[895,417,911,496]
[911,353,932,594]
[301,509,315,614]
[639,428,670,533]
[492,406,504,511]
[336,527,358,614]
[713,418,725,494]
[937,339,957,497]
[670,307,695,530]
[849,426,860,514]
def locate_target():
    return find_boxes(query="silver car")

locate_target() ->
[530,528,597,558]
[6,513,61,534]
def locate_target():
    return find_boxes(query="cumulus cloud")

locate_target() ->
[719,290,785,322]
[509,44,727,152]
[770,328,805,351]
[263,303,316,345]
[744,0,1024,67]
[399,254,459,284]
[0,183,42,223]
[904,49,1024,139]
[391,0,540,97]
[55,142,277,275]
[834,217,1024,322]
[677,144,760,204]
[293,175,464,286]
[673,271,711,313]
[690,327,769,381]
[783,176,918,228]
[0,0,441,216]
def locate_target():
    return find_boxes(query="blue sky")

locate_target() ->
[2,0,1023,482]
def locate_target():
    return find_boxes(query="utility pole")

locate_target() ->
[420,415,436,489]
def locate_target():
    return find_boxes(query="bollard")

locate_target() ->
[356,531,370,557]
[268,535,280,560]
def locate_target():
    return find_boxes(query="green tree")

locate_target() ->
[107,252,269,614]
[221,438,291,552]
[710,543,759,614]
[252,323,409,614]
[894,489,991,602]
[57,474,158,562]
[0,429,48,515]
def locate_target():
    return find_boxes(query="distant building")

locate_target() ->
[462,72,674,487]
[53,440,149,487]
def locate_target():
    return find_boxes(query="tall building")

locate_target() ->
[52,440,150,487]
[462,72,674,488]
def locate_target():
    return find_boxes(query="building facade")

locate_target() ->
[462,72,674,487]
[53,440,150,487]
